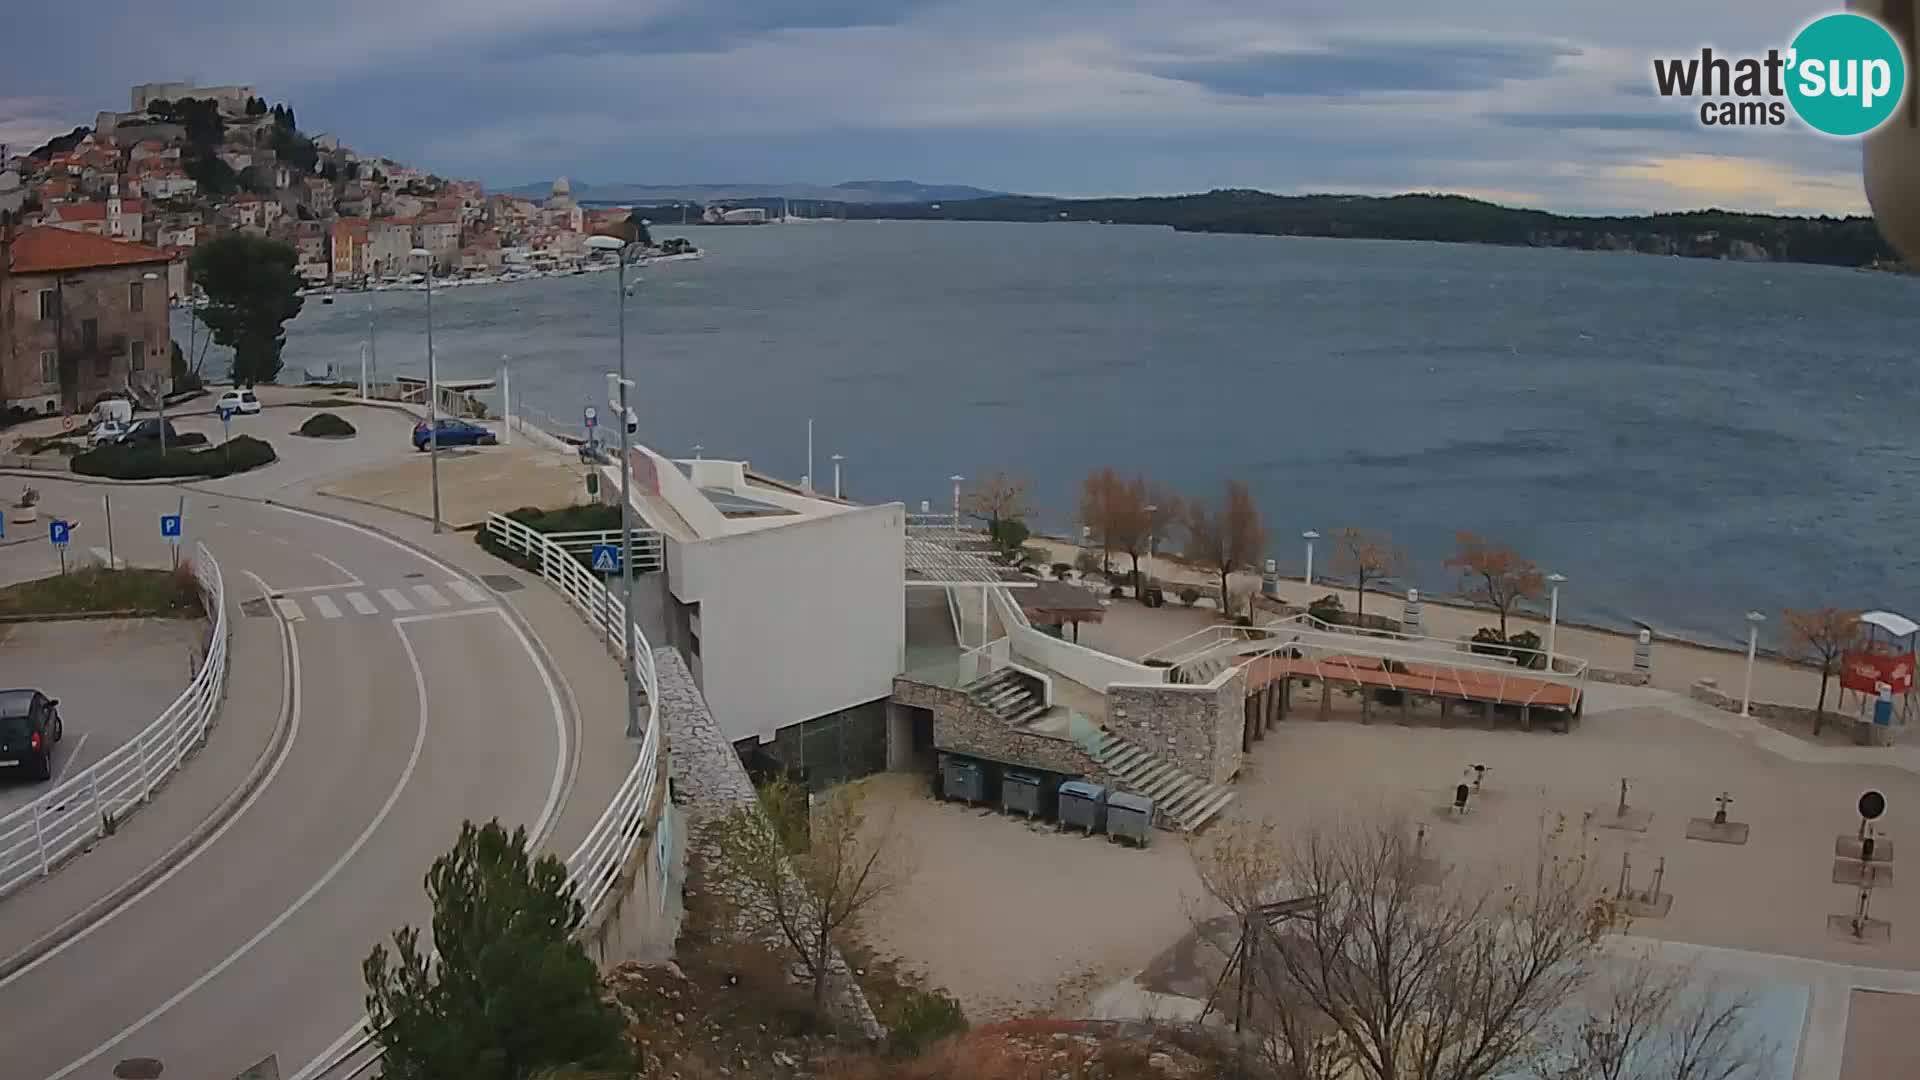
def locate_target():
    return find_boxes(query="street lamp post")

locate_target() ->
[412,248,441,533]
[1144,503,1159,597]
[1741,611,1767,718]
[1546,572,1567,671]
[1302,530,1320,587]
[586,234,641,740]
[142,271,167,456]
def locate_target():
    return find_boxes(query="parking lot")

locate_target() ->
[0,618,207,816]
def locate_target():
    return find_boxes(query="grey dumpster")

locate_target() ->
[1106,791,1154,847]
[1003,769,1044,819]
[1058,780,1108,835]
[942,755,985,805]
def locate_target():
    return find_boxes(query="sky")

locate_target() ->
[0,1,1882,215]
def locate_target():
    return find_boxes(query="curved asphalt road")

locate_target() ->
[0,479,573,1080]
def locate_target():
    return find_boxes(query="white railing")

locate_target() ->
[539,528,665,573]
[482,512,663,918]
[0,543,228,900]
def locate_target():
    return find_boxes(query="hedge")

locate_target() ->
[296,412,357,438]
[72,435,277,480]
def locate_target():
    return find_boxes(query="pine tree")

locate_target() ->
[364,820,625,1080]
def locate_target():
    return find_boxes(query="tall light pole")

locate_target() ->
[1302,529,1320,587]
[1546,572,1567,671]
[1144,503,1159,596]
[500,352,512,445]
[366,257,379,389]
[587,234,641,740]
[1741,611,1766,718]
[412,248,441,533]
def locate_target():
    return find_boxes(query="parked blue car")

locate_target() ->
[412,418,498,451]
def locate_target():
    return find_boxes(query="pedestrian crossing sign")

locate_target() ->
[591,544,620,573]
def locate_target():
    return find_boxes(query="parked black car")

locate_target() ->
[116,418,181,446]
[0,689,64,782]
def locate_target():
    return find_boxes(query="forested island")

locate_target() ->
[845,190,1901,269]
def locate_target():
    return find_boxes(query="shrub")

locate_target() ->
[296,411,357,438]
[1470,627,1509,657]
[1051,562,1072,580]
[1508,630,1545,669]
[1073,550,1101,576]
[888,987,969,1057]
[1109,585,1125,598]
[72,435,276,479]
[1307,593,1346,624]
[1179,586,1201,607]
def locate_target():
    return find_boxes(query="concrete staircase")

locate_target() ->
[1088,730,1235,833]
[1172,655,1229,685]
[966,669,1049,726]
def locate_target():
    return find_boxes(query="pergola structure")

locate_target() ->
[904,530,1035,656]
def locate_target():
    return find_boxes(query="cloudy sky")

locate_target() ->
[0,1,1878,214]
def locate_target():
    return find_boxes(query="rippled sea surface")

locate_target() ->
[203,220,1920,645]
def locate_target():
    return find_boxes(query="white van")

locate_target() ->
[89,398,132,426]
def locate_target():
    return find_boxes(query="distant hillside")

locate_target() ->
[502,179,1007,205]
[843,190,1901,269]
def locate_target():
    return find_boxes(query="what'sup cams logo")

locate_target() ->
[1652,11,1912,136]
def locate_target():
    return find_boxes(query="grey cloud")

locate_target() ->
[477,0,946,60]
[1489,110,1699,133]
[1149,39,1579,99]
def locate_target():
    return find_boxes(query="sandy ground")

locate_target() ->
[1035,537,1850,724]
[859,692,1920,1039]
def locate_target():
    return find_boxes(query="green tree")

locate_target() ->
[246,96,267,116]
[364,819,625,1080]
[190,234,305,385]
[184,151,238,196]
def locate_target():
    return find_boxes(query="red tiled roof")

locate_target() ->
[5,226,174,273]
[50,200,143,222]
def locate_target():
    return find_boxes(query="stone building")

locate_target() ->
[0,226,174,414]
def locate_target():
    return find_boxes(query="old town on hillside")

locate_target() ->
[1,81,658,417]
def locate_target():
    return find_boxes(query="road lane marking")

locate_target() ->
[273,597,304,621]
[344,591,378,616]
[52,733,91,785]
[412,583,451,608]
[378,588,414,612]
[313,552,361,585]
[47,613,432,1080]
[0,569,302,991]
[310,594,342,620]
[446,578,487,604]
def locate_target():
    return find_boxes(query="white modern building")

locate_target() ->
[597,443,905,777]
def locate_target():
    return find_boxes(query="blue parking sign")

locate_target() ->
[161,514,182,540]
[49,520,70,546]
[590,544,620,573]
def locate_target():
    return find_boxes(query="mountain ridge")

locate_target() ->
[500,178,1007,205]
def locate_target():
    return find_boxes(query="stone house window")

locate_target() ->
[38,290,58,321]
[40,350,57,385]
[129,280,144,312]
[130,338,146,371]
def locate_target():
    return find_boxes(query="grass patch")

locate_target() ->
[295,412,357,438]
[0,565,205,619]
[73,435,276,480]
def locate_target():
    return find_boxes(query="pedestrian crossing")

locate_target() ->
[264,580,493,622]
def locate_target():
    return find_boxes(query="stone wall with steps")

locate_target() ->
[1106,668,1247,787]
[894,675,1106,780]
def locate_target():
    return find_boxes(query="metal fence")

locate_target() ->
[539,528,665,574]
[0,542,228,899]
[482,511,664,917]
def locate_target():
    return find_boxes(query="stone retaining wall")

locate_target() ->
[660,649,885,1041]
[1107,669,1247,786]
[1589,667,1651,687]
[893,676,1104,779]
[1688,677,1892,745]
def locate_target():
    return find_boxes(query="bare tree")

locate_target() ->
[1543,951,1774,1080]
[709,779,908,1013]
[1191,812,1624,1080]
[1445,532,1546,639]
[1329,528,1405,625]
[1186,481,1266,619]
[1109,475,1182,596]
[1077,466,1126,574]
[1781,607,1862,735]
[964,471,1033,552]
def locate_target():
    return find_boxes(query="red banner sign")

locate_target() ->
[1841,650,1916,695]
